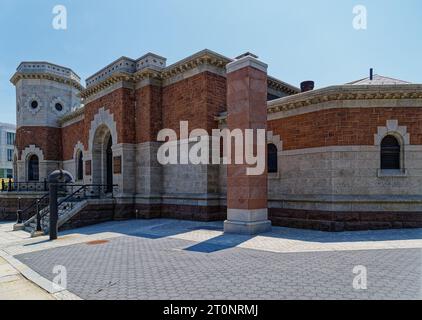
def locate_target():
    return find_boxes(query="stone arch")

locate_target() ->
[375,120,408,170]
[88,107,118,153]
[21,145,45,162]
[374,120,409,146]
[20,145,45,182]
[91,124,114,191]
[267,131,283,152]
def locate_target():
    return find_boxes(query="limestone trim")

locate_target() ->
[10,72,84,91]
[267,84,422,115]
[79,49,299,100]
[21,145,45,162]
[58,106,85,125]
[24,94,42,115]
[226,55,268,74]
[80,72,133,99]
[73,141,86,159]
[268,76,300,95]
[88,108,118,151]
[267,131,283,179]
[267,131,283,153]
[374,120,410,146]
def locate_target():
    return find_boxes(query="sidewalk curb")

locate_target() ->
[0,249,82,300]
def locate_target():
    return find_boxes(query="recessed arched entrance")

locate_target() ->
[27,154,39,181]
[92,125,113,193]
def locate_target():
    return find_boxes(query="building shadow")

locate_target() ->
[20,218,422,252]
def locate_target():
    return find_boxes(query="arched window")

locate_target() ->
[28,155,39,181]
[268,143,278,173]
[77,151,84,181]
[381,135,401,170]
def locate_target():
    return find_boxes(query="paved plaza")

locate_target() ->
[0,219,421,300]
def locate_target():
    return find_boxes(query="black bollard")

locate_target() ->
[36,200,42,232]
[16,209,23,224]
[49,183,58,240]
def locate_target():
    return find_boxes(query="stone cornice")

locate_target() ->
[79,49,300,100]
[10,72,84,91]
[161,49,232,80]
[80,50,232,99]
[133,68,163,82]
[215,84,422,125]
[267,84,422,114]
[80,72,133,99]
[267,76,300,95]
[58,106,85,126]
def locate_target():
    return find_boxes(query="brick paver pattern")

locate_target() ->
[15,234,422,300]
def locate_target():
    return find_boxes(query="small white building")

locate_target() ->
[0,123,16,179]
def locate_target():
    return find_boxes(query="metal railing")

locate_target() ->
[20,184,119,232]
[2,179,50,193]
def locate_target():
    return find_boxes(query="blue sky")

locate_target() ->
[1,0,421,124]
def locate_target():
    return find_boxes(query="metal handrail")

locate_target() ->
[37,184,119,221]
[20,192,49,220]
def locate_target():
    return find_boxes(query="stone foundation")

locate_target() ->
[135,203,226,222]
[0,194,43,221]
[269,208,422,232]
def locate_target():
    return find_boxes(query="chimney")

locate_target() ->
[300,81,315,93]
[370,68,374,80]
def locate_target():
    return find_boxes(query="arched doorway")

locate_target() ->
[92,125,113,193]
[28,155,39,181]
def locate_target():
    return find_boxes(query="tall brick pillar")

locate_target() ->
[224,54,271,235]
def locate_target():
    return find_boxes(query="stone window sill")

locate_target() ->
[377,169,408,178]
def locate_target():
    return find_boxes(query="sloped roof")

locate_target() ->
[347,74,411,85]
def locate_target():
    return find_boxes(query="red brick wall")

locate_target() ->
[62,120,85,160]
[83,87,136,147]
[268,107,422,150]
[16,127,62,161]
[162,72,227,136]
[135,85,162,143]
[60,73,227,160]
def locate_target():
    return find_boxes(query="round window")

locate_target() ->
[55,103,63,112]
[31,100,38,109]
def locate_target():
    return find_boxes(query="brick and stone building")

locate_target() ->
[8,50,422,232]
